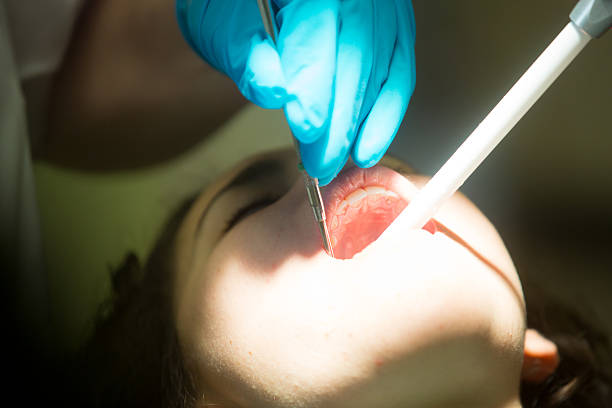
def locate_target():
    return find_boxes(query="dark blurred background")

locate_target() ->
[390,0,612,333]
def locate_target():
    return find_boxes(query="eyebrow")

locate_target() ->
[194,159,288,234]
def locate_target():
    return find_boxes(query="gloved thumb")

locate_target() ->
[176,0,288,109]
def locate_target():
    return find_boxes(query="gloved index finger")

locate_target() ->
[299,0,376,183]
[274,0,340,144]
[352,0,416,168]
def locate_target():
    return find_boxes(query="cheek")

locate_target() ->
[179,230,524,406]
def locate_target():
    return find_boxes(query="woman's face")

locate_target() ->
[172,150,526,408]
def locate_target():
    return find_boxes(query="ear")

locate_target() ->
[521,328,560,383]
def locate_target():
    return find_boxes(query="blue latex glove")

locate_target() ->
[176,0,416,185]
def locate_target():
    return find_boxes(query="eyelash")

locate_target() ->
[223,194,281,234]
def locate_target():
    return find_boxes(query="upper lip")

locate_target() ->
[321,164,420,221]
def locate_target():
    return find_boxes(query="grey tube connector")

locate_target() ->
[570,0,612,38]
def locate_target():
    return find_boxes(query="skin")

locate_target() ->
[172,149,534,408]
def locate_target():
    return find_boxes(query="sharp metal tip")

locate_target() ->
[319,220,335,258]
[300,169,334,256]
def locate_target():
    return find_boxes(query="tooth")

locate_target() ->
[346,188,367,207]
[368,193,380,202]
[364,186,387,196]
[385,191,399,199]
[330,215,339,230]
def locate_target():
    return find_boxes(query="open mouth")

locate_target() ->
[322,166,435,259]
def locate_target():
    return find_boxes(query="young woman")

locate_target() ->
[71,150,611,407]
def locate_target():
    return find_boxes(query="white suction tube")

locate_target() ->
[380,22,592,242]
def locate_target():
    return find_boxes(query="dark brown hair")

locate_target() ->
[67,205,612,408]
[67,199,199,408]
[520,281,612,407]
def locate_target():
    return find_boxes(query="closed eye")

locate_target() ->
[223,195,281,234]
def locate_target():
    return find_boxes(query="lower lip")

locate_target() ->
[322,166,428,259]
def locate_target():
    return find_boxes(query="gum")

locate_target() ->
[328,186,408,259]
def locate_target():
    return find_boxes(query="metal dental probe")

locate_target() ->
[256,0,334,257]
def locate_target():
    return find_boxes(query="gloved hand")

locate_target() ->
[176,0,416,185]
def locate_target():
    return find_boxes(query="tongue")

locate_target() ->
[330,194,409,259]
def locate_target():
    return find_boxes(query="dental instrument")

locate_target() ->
[381,0,611,241]
[256,0,335,257]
